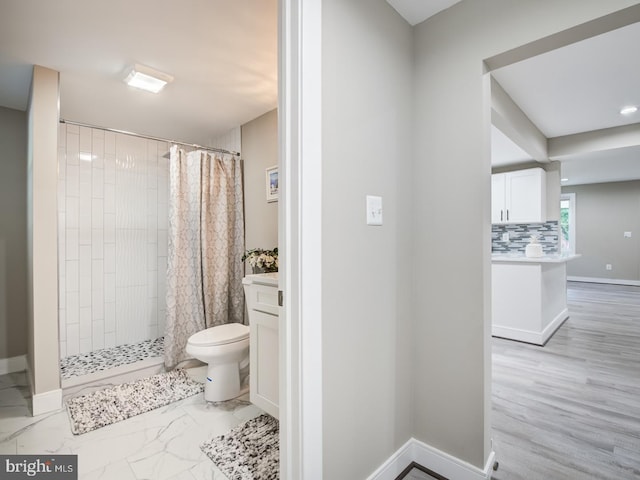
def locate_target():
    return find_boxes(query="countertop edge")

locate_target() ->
[242,272,279,286]
[491,254,581,264]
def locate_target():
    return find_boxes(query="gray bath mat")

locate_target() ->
[200,414,279,480]
[66,369,203,434]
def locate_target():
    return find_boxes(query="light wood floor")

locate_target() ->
[491,281,640,480]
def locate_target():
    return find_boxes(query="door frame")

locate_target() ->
[278,0,323,478]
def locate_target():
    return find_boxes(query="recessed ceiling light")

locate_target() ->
[561,178,569,182]
[124,64,173,93]
[620,105,638,115]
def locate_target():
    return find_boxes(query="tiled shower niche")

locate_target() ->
[57,124,169,359]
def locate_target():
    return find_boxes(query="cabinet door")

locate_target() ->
[250,310,279,419]
[491,173,506,223]
[505,168,545,223]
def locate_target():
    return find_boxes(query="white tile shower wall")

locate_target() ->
[58,124,169,358]
[209,126,241,154]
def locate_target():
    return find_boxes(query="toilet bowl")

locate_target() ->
[186,323,249,402]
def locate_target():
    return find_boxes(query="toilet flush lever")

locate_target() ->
[278,290,283,307]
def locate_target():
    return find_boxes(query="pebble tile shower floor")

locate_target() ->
[60,337,164,379]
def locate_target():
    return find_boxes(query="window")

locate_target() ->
[560,193,576,253]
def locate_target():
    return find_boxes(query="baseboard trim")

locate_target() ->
[26,361,63,416]
[397,461,447,480]
[367,438,414,480]
[412,439,495,480]
[541,308,569,345]
[568,276,640,287]
[492,324,543,345]
[366,438,495,480]
[32,388,62,416]
[0,354,26,375]
[492,308,568,346]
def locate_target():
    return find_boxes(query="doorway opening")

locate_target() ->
[560,192,576,254]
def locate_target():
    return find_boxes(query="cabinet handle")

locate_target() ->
[501,210,503,222]
[506,209,509,221]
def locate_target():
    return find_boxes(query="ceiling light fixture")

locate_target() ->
[124,64,173,93]
[620,105,638,115]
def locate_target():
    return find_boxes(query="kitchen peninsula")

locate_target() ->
[492,253,580,345]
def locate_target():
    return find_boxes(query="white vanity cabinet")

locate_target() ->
[492,167,546,224]
[242,273,279,419]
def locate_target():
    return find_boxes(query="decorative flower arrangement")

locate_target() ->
[242,247,278,273]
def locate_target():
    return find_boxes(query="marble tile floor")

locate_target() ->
[0,369,263,479]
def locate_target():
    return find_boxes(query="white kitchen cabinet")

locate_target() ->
[242,273,279,419]
[492,167,546,224]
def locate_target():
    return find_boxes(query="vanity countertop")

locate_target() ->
[242,272,278,286]
[491,253,581,264]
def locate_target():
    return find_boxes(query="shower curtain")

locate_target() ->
[164,146,245,369]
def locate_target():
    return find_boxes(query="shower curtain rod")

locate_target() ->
[59,119,240,157]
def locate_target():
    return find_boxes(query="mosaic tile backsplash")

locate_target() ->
[492,221,559,254]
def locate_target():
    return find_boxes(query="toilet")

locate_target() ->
[186,323,250,402]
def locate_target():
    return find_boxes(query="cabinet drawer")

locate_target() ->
[248,285,279,315]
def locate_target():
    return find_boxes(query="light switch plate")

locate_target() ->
[366,195,383,226]
[624,231,632,238]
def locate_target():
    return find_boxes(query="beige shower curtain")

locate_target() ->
[164,146,245,369]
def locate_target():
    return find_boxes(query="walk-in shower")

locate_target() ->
[57,122,169,393]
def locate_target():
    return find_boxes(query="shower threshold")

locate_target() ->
[60,338,165,399]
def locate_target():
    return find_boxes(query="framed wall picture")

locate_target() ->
[266,165,278,202]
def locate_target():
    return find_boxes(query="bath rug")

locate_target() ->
[200,414,279,480]
[66,369,203,435]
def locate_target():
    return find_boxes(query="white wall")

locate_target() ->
[411,0,640,469]
[209,126,241,155]
[242,109,278,268]
[321,1,414,478]
[27,65,60,402]
[57,124,169,358]
[0,107,27,362]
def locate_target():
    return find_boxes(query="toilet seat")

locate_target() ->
[187,323,249,347]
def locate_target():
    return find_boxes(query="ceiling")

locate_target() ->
[1,1,638,186]
[386,0,462,26]
[384,1,640,187]
[0,0,277,146]
[491,21,640,186]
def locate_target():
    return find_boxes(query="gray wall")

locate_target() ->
[0,106,28,360]
[563,181,640,281]
[27,65,60,399]
[411,0,638,469]
[242,109,278,273]
[321,0,414,477]
[316,0,639,476]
